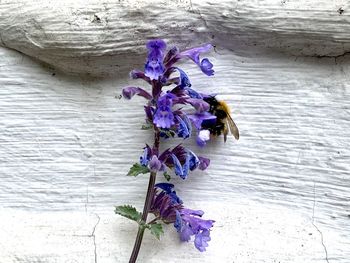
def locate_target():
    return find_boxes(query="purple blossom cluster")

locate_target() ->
[150,183,215,252]
[122,39,216,252]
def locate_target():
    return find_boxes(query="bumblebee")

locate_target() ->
[202,96,239,141]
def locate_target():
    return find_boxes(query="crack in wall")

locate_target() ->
[312,182,330,263]
[91,214,100,263]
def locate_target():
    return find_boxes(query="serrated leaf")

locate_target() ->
[115,205,142,222]
[127,163,150,177]
[163,172,171,181]
[149,223,164,240]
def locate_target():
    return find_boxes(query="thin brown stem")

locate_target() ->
[129,130,160,263]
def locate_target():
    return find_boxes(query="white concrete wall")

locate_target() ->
[0,1,349,262]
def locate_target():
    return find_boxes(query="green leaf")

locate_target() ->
[127,163,150,177]
[163,172,171,181]
[115,205,142,222]
[149,223,164,240]
[160,129,176,138]
[141,123,153,130]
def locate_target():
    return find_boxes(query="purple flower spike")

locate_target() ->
[179,44,215,76]
[153,93,176,129]
[122,87,152,100]
[145,39,166,80]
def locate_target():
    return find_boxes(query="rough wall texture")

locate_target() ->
[0,0,349,262]
[2,0,350,75]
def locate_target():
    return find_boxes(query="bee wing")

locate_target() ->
[223,122,228,142]
[226,115,239,140]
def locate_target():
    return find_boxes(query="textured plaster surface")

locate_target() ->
[0,1,350,262]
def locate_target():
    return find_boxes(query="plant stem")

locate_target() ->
[129,130,160,263]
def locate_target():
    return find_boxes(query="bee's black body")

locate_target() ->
[202,96,239,141]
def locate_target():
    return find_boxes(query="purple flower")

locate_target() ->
[140,145,151,166]
[187,150,200,171]
[149,155,163,172]
[188,112,216,130]
[153,93,176,129]
[179,44,214,76]
[122,87,152,100]
[171,153,185,179]
[188,112,216,147]
[199,58,214,76]
[129,70,151,84]
[194,230,211,252]
[186,88,203,99]
[150,184,183,223]
[145,39,166,80]
[175,67,191,88]
[175,208,215,252]
[155,183,183,204]
[198,156,210,170]
[150,182,215,252]
[196,129,211,147]
[176,115,192,139]
[170,149,201,179]
[185,98,210,113]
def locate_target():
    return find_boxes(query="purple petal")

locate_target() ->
[181,154,190,179]
[179,225,194,242]
[171,154,184,178]
[200,58,214,76]
[164,46,179,65]
[174,67,191,88]
[129,70,151,84]
[122,87,152,100]
[153,109,174,128]
[198,156,210,170]
[176,115,191,139]
[140,145,151,166]
[194,230,211,252]
[185,98,210,113]
[169,144,187,164]
[196,130,210,147]
[186,88,203,99]
[174,210,183,232]
[187,150,200,171]
[181,208,204,217]
[188,112,216,130]
[155,183,183,205]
